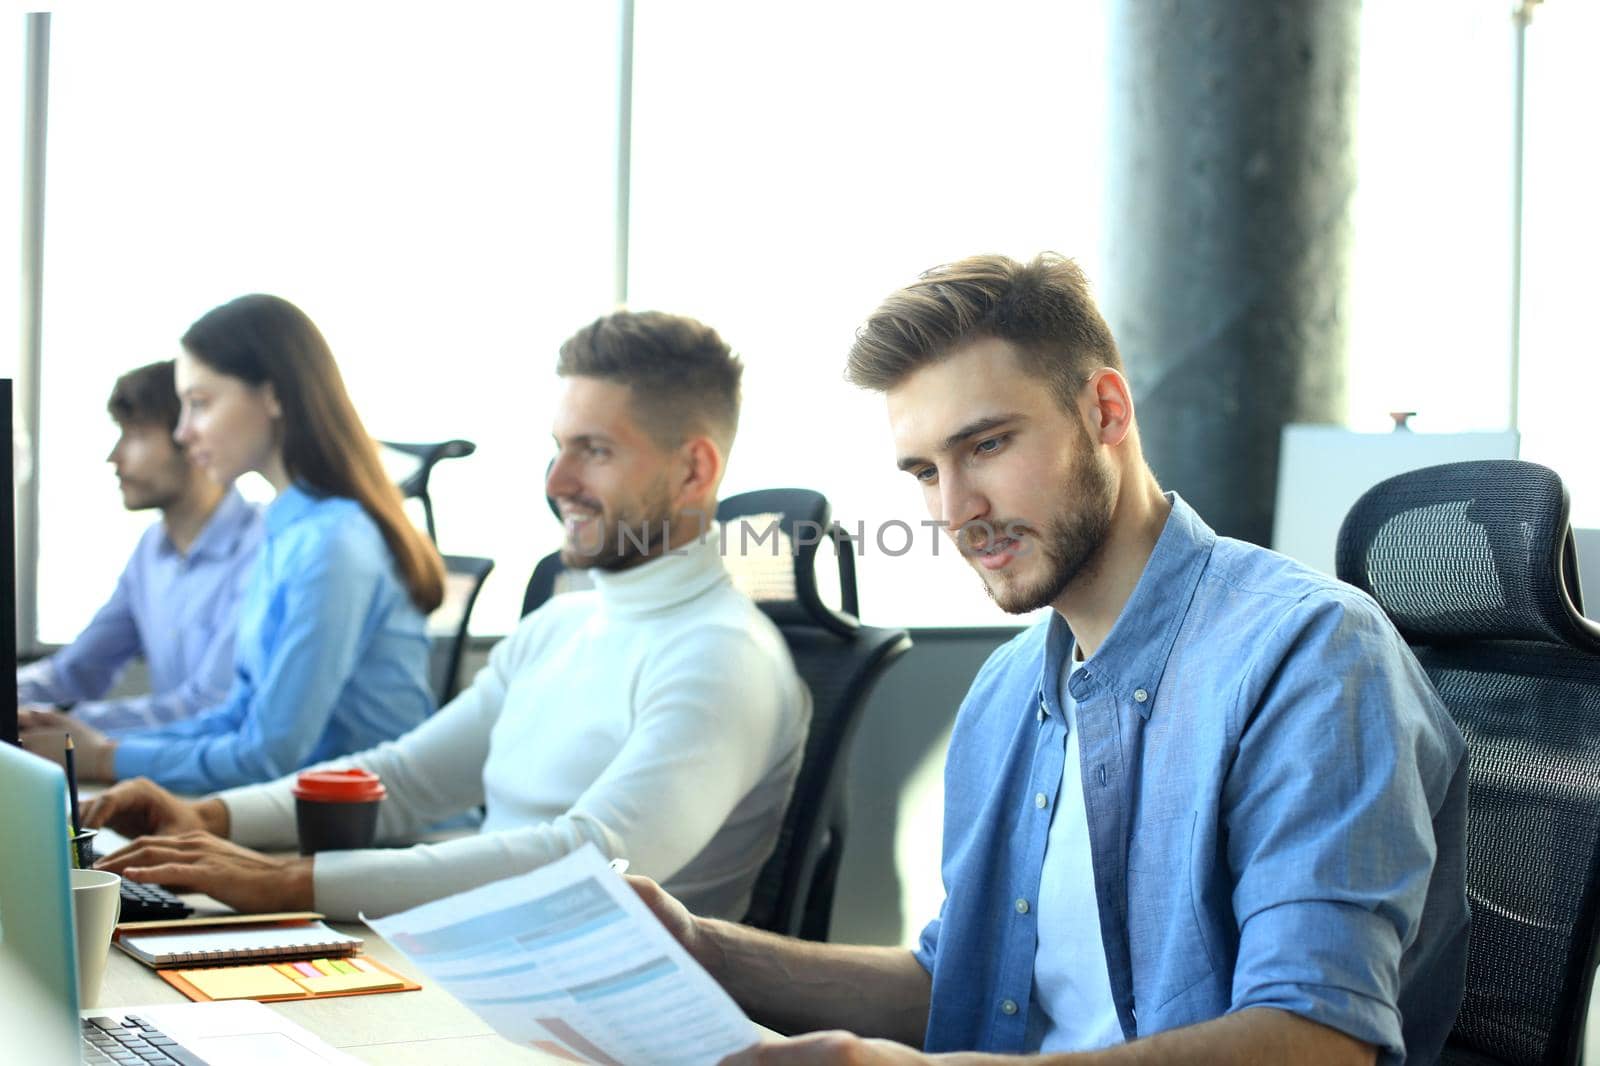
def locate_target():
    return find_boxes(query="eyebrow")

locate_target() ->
[896,413,1021,472]
[554,432,617,448]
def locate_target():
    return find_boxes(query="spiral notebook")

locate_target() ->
[112,912,421,1002]
[115,912,362,966]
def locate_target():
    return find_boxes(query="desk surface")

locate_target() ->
[99,896,564,1064]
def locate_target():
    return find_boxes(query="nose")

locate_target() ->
[173,409,194,447]
[544,451,576,502]
[939,470,990,544]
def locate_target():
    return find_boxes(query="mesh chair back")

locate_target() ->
[521,488,911,939]
[1337,459,1600,1066]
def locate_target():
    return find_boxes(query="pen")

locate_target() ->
[64,735,83,867]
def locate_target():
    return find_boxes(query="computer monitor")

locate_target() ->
[2,377,16,747]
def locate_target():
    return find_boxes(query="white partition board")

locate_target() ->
[1271,426,1520,578]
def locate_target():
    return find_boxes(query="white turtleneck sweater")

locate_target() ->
[216,526,811,921]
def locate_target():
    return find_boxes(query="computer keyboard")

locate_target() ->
[119,879,194,921]
[81,1014,208,1065]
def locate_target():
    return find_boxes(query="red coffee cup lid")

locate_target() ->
[292,768,386,803]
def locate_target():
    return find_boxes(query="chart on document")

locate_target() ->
[366,845,757,1065]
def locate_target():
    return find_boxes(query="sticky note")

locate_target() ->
[292,961,320,977]
[348,957,377,973]
[180,965,305,1001]
[330,959,358,974]
[310,958,337,975]
[295,970,406,994]
[271,963,300,980]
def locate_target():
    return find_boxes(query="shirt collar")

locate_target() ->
[176,487,255,561]
[587,521,731,616]
[265,482,321,535]
[1038,492,1215,718]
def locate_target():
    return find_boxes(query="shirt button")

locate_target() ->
[1133,688,1149,703]
[1034,792,1048,809]
[1037,698,1047,721]
[1014,898,1030,915]
[1000,999,1018,1016]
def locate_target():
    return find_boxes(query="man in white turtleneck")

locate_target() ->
[84,311,812,922]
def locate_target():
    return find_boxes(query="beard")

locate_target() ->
[964,430,1115,615]
[558,477,678,572]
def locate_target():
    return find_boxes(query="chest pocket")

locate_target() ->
[1125,810,1224,1012]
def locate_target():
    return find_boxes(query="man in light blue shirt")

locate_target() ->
[631,254,1469,1065]
[18,360,262,733]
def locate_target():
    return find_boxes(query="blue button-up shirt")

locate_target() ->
[914,494,1469,1064]
[18,488,262,732]
[113,484,435,793]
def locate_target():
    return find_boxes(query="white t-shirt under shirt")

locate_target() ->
[218,525,811,921]
[1028,648,1125,1052]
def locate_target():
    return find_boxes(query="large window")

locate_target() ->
[22,3,1597,646]
[629,0,1107,628]
[1515,0,1600,525]
[1,19,24,382]
[1349,1,1598,523]
[35,3,620,642]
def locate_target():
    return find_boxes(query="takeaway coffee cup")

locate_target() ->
[292,768,386,855]
[71,868,121,1008]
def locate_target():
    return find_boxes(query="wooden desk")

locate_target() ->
[97,896,565,1064]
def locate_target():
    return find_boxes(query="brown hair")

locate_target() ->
[181,295,444,613]
[108,360,181,433]
[556,310,742,453]
[845,252,1122,409]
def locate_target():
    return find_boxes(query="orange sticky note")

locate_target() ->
[179,965,304,1001]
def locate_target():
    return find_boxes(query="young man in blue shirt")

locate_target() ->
[634,254,1470,1065]
[18,360,262,733]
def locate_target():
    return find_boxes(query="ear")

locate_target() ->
[673,435,724,510]
[259,382,283,420]
[1083,368,1135,448]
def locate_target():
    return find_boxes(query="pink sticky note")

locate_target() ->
[292,961,320,978]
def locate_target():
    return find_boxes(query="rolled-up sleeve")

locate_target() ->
[1224,592,1460,1062]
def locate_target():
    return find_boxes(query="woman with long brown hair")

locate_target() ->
[62,294,444,792]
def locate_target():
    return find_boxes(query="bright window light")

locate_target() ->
[628,0,1106,628]
[1516,0,1600,526]
[35,2,619,643]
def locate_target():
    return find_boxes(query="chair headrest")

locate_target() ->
[1335,459,1600,649]
[716,488,859,639]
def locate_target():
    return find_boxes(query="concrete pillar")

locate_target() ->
[1102,1,1360,546]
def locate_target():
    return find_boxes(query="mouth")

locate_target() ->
[971,535,1023,572]
[558,503,603,540]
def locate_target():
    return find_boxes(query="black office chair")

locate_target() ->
[429,554,494,704]
[522,488,912,940]
[1336,459,1600,1066]
[378,438,477,544]
[379,437,493,705]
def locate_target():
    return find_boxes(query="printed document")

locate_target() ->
[365,844,758,1065]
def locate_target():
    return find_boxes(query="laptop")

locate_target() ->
[0,740,361,1064]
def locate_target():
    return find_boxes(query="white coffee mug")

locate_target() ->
[70,868,122,1008]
